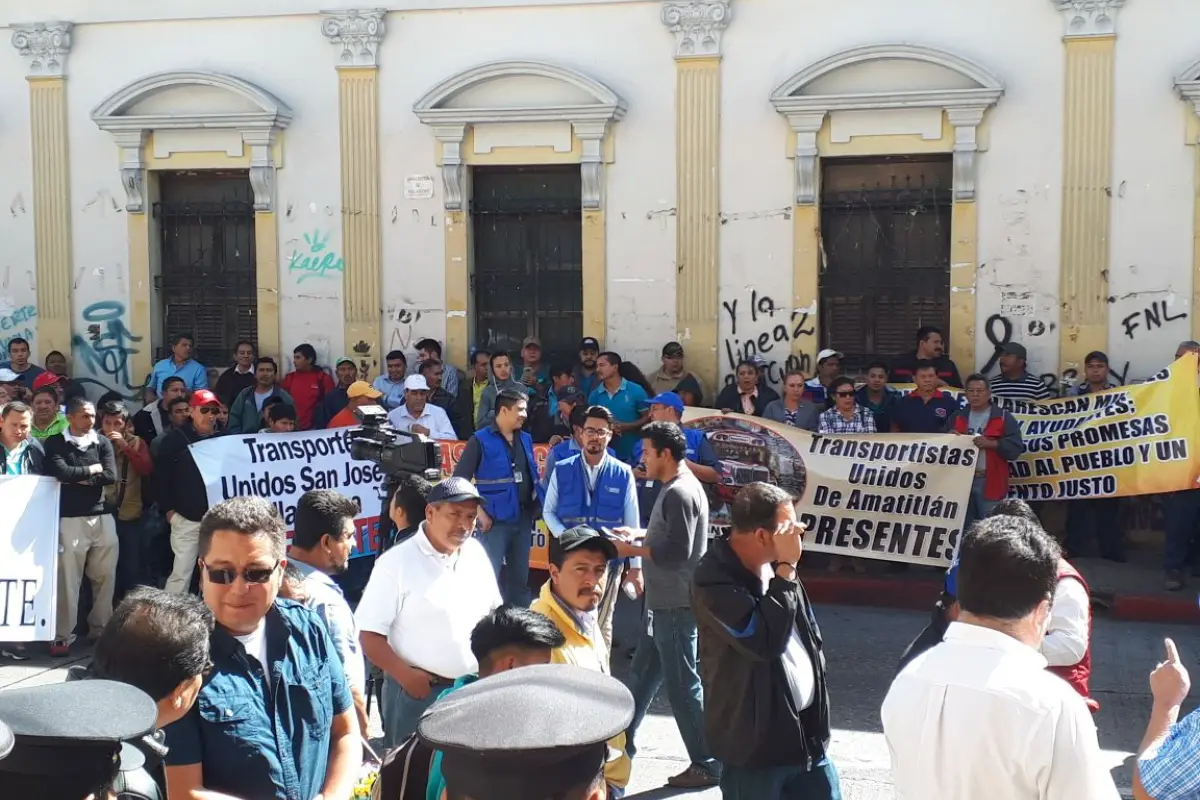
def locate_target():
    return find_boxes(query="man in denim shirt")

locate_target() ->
[163,497,361,800]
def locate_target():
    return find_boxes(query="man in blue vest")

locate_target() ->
[453,388,543,605]
[543,405,640,651]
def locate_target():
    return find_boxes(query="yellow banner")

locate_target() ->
[681,411,977,567]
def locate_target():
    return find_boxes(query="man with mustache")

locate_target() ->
[288,489,370,738]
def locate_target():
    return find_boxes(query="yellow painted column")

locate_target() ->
[435,125,470,369]
[13,23,75,359]
[1055,2,1121,375]
[582,210,607,339]
[662,1,731,391]
[786,112,824,376]
[255,213,281,360]
[324,10,386,375]
[950,202,979,372]
[1194,151,1200,343]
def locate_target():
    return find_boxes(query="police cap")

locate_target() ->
[0,679,157,796]
[418,664,634,800]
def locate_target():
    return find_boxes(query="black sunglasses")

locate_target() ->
[200,560,280,585]
[835,391,856,398]
[196,406,220,415]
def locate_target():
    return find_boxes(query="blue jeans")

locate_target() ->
[720,759,842,800]
[114,517,148,604]
[480,515,533,606]
[380,675,442,749]
[624,607,718,775]
[964,476,998,533]
[1163,490,1200,571]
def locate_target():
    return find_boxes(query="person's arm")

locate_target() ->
[430,408,457,441]
[621,471,643,571]
[996,412,1024,461]
[318,676,360,800]
[1134,639,1195,800]
[542,469,565,536]
[1045,697,1122,799]
[94,438,117,486]
[125,438,154,476]
[44,438,94,482]
[818,413,833,435]
[476,388,496,429]
[946,360,964,389]
[687,437,721,484]
[226,391,246,434]
[1041,577,1090,667]
[191,364,208,390]
[862,411,877,433]
[635,488,696,567]
[691,565,801,662]
[451,436,482,481]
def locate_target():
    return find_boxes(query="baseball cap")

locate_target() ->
[32,372,61,391]
[749,354,768,368]
[522,336,542,349]
[428,476,487,507]
[557,386,585,405]
[404,374,430,392]
[335,356,356,368]
[646,391,684,413]
[347,380,382,399]
[816,349,843,364]
[554,525,618,561]
[188,389,220,407]
[0,368,17,383]
[579,337,600,352]
[662,342,684,358]
[1001,342,1028,360]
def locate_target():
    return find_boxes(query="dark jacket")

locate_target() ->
[132,402,171,447]
[888,352,963,388]
[228,385,293,434]
[155,422,220,522]
[714,383,779,416]
[44,431,118,517]
[316,385,351,429]
[429,387,467,440]
[0,437,45,475]
[213,365,256,408]
[691,538,831,769]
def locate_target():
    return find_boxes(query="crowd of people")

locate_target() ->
[0,325,1198,800]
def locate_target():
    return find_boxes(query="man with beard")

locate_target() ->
[289,490,370,738]
[133,376,188,446]
[888,325,963,388]
[531,526,633,797]
[575,336,602,398]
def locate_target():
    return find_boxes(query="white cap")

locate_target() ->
[816,349,843,364]
[0,368,18,382]
[404,374,430,392]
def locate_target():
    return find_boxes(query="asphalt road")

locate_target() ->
[2,602,1195,799]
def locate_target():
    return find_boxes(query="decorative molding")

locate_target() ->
[574,121,607,210]
[772,44,1004,205]
[660,0,731,59]
[1054,0,1125,38]
[321,9,387,68]
[1174,60,1200,125]
[415,62,626,210]
[93,71,293,213]
[11,22,73,78]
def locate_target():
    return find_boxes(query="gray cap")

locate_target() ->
[428,476,487,507]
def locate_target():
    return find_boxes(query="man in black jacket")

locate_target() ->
[691,481,839,799]
[156,389,224,594]
[44,397,118,655]
[133,376,188,447]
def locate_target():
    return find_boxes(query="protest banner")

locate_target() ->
[680,411,977,566]
[191,429,554,569]
[889,353,1200,498]
[0,476,61,642]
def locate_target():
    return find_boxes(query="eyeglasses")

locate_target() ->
[201,561,280,585]
[196,406,220,415]
[835,391,856,398]
[582,427,611,438]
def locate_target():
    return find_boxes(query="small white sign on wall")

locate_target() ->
[404,175,434,200]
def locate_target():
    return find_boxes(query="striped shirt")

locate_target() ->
[989,373,1053,402]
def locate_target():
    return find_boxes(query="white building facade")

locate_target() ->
[0,0,1196,400]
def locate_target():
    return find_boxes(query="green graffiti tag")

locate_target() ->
[288,230,344,283]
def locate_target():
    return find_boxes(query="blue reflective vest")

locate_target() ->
[631,427,709,467]
[473,427,540,524]
[551,453,632,529]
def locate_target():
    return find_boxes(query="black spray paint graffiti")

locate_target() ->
[1121,301,1188,340]
[721,290,815,385]
[983,313,1129,391]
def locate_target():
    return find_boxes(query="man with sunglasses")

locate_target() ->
[163,497,360,800]
[156,389,226,595]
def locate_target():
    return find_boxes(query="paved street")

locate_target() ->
[2,603,1195,799]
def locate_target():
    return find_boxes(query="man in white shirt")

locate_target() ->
[356,477,502,748]
[387,374,457,441]
[882,514,1119,800]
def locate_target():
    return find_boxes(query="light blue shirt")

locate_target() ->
[588,378,649,463]
[372,376,408,410]
[1139,707,1200,800]
[289,560,365,694]
[149,358,207,393]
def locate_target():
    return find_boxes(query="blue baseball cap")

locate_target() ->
[645,392,684,413]
[944,562,958,598]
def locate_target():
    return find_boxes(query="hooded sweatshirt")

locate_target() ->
[474,368,525,430]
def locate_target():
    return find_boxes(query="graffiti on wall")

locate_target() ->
[71,300,143,398]
[1120,300,1187,340]
[287,230,344,283]
[721,290,815,386]
[386,305,437,354]
[982,313,1133,392]
[0,304,37,353]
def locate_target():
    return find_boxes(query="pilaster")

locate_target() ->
[324,10,386,375]
[12,23,74,357]
[1054,0,1120,375]
[663,0,729,391]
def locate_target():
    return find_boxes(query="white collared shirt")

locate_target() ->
[63,428,99,449]
[387,403,457,441]
[354,523,501,679]
[882,622,1119,800]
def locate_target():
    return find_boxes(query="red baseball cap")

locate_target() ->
[32,372,61,391]
[188,389,220,407]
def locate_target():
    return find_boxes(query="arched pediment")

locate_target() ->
[771,44,1003,111]
[1175,58,1200,114]
[413,60,626,124]
[92,70,293,130]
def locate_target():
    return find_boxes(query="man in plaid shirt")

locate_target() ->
[818,377,877,434]
[1135,637,1198,800]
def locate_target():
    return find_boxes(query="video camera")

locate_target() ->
[348,404,442,481]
